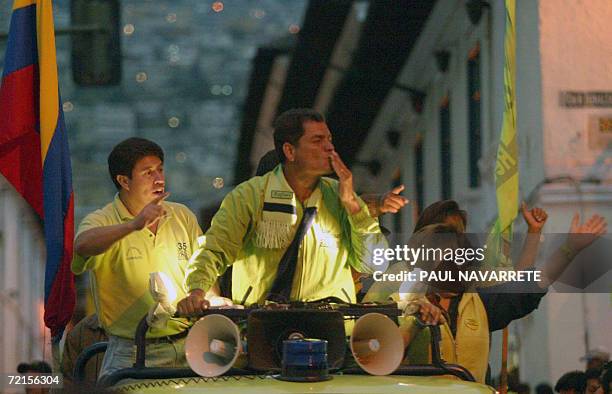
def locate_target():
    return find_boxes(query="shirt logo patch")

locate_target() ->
[271,190,293,200]
[319,231,340,249]
[177,242,189,260]
[464,318,479,331]
[126,247,143,261]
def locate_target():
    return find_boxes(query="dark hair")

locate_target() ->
[554,371,587,393]
[586,367,602,379]
[514,383,530,394]
[273,108,324,163]
[414,200,467,233]
[17,361,52,374]
[601,362,612,394]
[535,383,554,394]
[255,149,280,176]
[108,137,164,190]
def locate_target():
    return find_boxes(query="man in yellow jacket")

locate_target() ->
[178,108,387,312]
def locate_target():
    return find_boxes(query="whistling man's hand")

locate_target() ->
[330,151,360,214]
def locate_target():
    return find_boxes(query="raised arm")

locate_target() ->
[75,192,168,257]
[326,151,387,274]
[539,213,607,288]
[361,185,409,218]
[515,202,548,270]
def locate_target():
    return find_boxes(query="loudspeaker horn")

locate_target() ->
[350,313,404,375]
[185,314,242,377]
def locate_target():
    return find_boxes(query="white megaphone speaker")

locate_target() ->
[185,314,242,377]
[350,313,404,375]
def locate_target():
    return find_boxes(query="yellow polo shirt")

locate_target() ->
[72,195,202,339]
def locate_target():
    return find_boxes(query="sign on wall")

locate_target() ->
[560,91,612,108]
[588,115,612,149]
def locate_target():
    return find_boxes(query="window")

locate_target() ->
[467,44,482,188]
[439,95,451,199]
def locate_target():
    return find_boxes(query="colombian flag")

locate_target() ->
[0,0,75,340]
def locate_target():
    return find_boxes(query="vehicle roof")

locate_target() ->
[111,374,495,393]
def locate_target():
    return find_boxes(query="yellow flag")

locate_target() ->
[486,0,518,268]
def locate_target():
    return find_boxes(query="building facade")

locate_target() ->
[357,0,612,385]
[242,0,612,385]
[0,177,49,375]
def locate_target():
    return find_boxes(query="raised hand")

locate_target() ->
[379,185,410,214]
[329,151,360,214]
[131,192,169,230]
[521,201,548,233]
[566,213,607,252]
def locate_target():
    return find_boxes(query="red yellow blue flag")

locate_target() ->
[0,0,75,340]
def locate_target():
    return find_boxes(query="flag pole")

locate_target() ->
[500,327,509,394]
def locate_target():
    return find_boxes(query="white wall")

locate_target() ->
[539,0,612,181]
[0,176,49,375]
[518,184,612,386]
[519,0,612,384]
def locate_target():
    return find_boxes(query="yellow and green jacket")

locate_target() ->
[185,165,387,305]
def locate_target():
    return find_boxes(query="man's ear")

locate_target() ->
[116,175,130,191]
[282,142,296,162]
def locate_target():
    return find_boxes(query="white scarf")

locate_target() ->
[254,166,321,249]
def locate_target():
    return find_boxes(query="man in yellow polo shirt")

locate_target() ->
[72,137,205,379]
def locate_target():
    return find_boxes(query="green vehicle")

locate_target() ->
[75,303,495,393]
